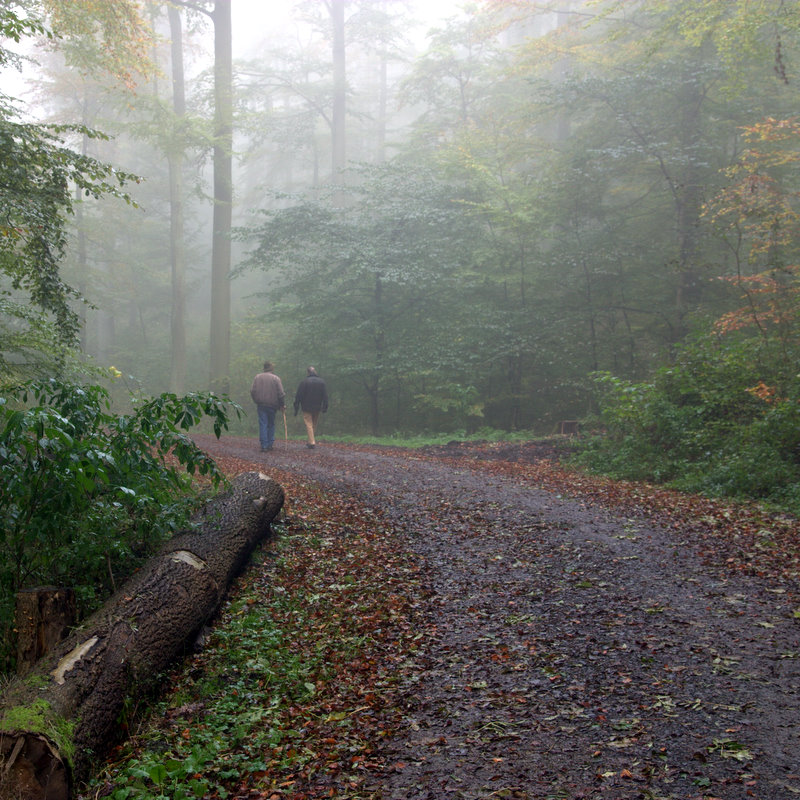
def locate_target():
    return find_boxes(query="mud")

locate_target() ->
[196,435,799,800]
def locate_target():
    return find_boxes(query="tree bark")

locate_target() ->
[168,4,187,395]
[209,0,233,394]
[15,589,76,678]
[331,0,346,179]
[0,472,284,800]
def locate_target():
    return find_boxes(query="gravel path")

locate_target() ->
[197,435,800,800]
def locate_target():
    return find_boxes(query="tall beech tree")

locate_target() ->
[171,0,233,394]
[236,0,410,198]
[209,0,233,395]
[167,4,188,394]
[329,0,346,184]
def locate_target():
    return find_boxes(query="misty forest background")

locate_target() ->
[2,0,800,671]
[1,0,795,423]
[3,0,800,526]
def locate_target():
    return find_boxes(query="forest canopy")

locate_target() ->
[0,0,798,509]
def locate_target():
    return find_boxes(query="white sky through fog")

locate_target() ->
[231,0,465,58]
[0,1,466,116]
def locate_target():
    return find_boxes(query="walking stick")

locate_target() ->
[283,409,288,448]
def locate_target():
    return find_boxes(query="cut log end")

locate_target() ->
[0,733,68,800]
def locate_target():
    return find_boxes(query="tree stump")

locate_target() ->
[15,589,77,677]
[0,471,284,800]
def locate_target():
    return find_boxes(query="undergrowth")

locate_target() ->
[0,379,237,672]
[82,474,423,800]
[573,334,800,516]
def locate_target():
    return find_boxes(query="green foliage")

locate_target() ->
[0,7,47,66]
[0,297,78,383]
[44,0,157,89]
[412,380,484,427]
[90,534,330,800]
[0,378,240,671]
[576,335,800,513]
[0,112,139,349]
[238,161,486,435]
[0,5,141,375]
[328,426,540,448]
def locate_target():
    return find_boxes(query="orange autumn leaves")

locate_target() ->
[705,117,800,343]
[43,0,156,88]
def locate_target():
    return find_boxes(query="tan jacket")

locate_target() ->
[250,371,285,409]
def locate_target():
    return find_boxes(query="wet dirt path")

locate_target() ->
[197,435,800,800]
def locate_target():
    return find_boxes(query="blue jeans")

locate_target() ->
[256,405,277,449]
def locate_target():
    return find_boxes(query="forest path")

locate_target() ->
[194,434,799,800]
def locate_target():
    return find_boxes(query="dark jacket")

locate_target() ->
[294,375,328,415]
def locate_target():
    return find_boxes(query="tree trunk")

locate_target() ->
[168,4,187,395]
[75,125,89,354]
[15,589,76,678]
[0,472,284,800]
[377,47,387,164]
[209,0,233,394]
[331,0,346,181]
[673,58,705,339]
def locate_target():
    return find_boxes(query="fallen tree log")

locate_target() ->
[0,471,284,800]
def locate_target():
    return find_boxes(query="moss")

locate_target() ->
[1,698,51,730]
[22,674,51,690]
[0,699,76,765]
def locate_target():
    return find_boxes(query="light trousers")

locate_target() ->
[302,410,320,445]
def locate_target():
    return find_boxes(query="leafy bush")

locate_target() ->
[575,334,800,513]
[0,379,240,671]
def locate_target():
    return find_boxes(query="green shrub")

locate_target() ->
[576,334,800,513]
[0,379,241,671]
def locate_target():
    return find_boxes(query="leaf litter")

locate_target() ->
[85,436,800,800]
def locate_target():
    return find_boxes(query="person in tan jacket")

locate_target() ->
[250,361,285,451]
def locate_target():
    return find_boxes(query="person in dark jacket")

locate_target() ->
[293,366,328,449]
[250,361,285,452]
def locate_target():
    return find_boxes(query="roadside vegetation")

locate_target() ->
[324,427,542,449]
[575,333,800,516]
[0,377,239,672]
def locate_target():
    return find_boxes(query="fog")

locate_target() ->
[232,1,464,55]
[2,0,797,437]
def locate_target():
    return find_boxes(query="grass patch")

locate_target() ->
[324,426,542,448]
